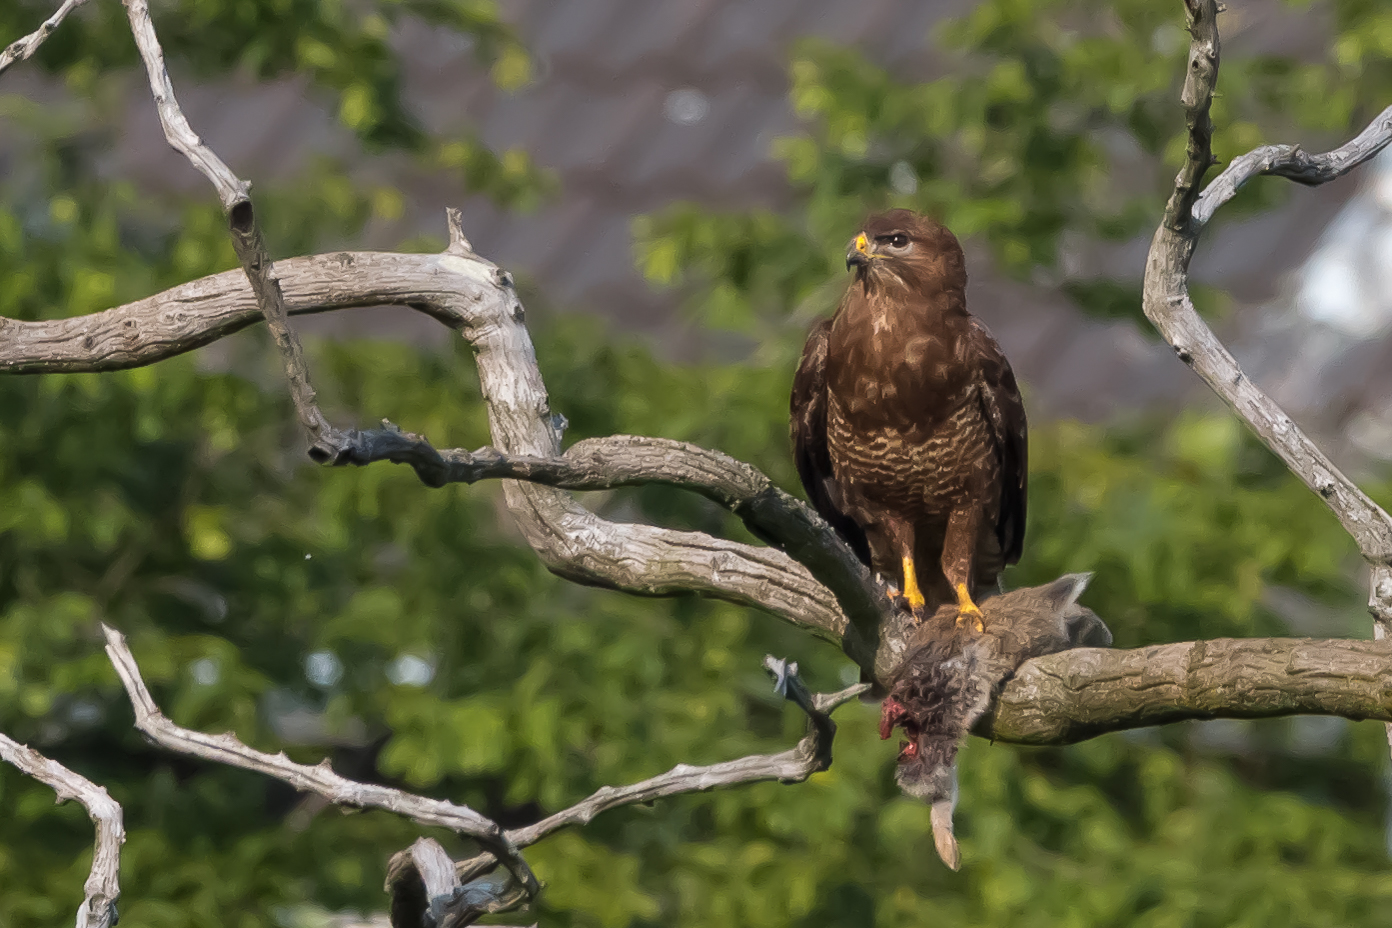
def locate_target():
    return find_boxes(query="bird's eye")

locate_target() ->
[889,233,909,249]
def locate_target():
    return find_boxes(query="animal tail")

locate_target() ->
[931,800,960,871]
[884,645,993,870]
[893,735,964,869]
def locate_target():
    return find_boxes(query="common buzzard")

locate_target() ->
[790,209,1027,628]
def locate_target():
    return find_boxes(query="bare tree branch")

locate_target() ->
[121,0,343,454]
[0,253,470,374]
[384,838,526,928]
[1145,0,1392,758]
[425,658,867,920]
[1145,3,1392,645]
[0,0,91,79]
[1192,104,1392,227]
[0,732,122,928]
[119,0,245,208]
[317,428,890,671]
[505,659,868,849]
[0,249,893,678]
[105,618,862,924]
[1149,0,1392,570]
[989,637,1392,745]
[101,622,541,898]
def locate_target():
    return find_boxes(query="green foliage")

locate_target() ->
[3,1,1392,926]
[637,0,1392,335]
[2,0,553,210]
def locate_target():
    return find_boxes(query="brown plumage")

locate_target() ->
[790,209,1027,626]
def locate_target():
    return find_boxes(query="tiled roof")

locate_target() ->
[4,0,1386,444]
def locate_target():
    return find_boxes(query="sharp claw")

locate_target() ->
[953,583,985,633]
[954,607,985,633]
[887,587,918,617]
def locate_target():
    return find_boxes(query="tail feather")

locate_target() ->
[931,800,960,871]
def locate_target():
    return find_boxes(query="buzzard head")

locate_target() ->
[844,208,966,296]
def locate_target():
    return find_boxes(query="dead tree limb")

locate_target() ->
[105,622,862,926]
[8,237,1392,733]
[0,248,891,676]
[989,637,1392,745]
[1142,0,1392,753]
[102,622,542,901]
[0,0,91,78]
[0,732,123,928]
[122,0,341,454]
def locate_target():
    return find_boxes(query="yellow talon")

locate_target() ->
[901,557,927,611]
[954,583,984,633]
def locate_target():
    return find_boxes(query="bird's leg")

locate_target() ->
[899,556,927,612]
[942,507,984,632]
[883,518,927,621]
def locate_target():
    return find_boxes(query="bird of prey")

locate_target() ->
[789,209,1027,628]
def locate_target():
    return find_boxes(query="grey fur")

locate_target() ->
[881,574,1109,869]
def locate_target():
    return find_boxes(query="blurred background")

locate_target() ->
[4,0,1392,925]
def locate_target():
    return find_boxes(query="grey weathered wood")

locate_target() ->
[0,732,123,928]
[0,0,90,78]
[1192,104,1392,228]
[0,250,891,676]
[123,0,341,454]
[1142,0,1392,754]
[102,623,541,899]
[991,637,1392,745]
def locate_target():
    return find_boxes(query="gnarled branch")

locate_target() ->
[1192,104,1392,227]
[0,732,123,928]
[104,622,862,925]
[102,623,542,899]
[0,249,893,677]
[1143,0,1392,753]
[990,637,1392,745]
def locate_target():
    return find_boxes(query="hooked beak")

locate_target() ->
[846,232,872,271]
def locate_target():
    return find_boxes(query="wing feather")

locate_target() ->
[791,318,872,565]
[968,319,1028,565]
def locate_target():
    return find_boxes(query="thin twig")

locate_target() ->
[101,623,540,898]
[0,0,92,79]
[0,732,123,928]
[120,0,335,450]
[506,663,867,848]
